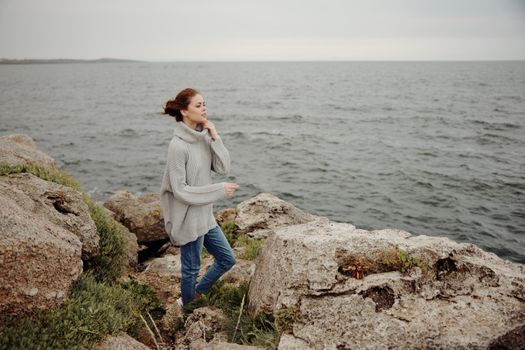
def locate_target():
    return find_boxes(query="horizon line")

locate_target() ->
[1,57,525,63]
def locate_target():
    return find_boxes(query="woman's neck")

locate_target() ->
[182,118,198,130]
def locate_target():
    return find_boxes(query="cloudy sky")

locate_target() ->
[1,0,524,61]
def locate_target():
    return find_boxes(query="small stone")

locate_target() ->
[24,287,39,296]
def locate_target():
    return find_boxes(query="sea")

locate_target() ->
[1,61,524,264]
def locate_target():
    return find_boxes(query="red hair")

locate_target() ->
[162,88,200,122]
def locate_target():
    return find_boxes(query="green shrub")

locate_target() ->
[205,280,249,312]
[120,277,162,317]
[218,219,264,261]
[236,235,264,261]
[227,311,278,349]
[82,194,129,283]
[220,221,238,246]
[0,272,160,350]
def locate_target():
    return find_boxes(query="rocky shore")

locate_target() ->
[1,134,524,349]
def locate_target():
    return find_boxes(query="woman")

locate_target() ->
[160,88,239,308]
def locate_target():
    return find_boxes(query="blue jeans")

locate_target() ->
[180,225,236,305]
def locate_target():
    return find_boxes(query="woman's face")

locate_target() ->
[182,94,207,124]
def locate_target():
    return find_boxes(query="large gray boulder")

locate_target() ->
[0,134,56,169]
[235,193,319,239]
[248,219,525,350]
[104,191,165,244]
[0,176,85,315]
[0,173,99,259]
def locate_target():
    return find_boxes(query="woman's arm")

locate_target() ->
[203,120,231,175]
[167,143,226,206]
[210,137,231,175]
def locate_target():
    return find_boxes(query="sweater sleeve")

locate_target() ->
[210,136,231,175]
[167,143,226,206]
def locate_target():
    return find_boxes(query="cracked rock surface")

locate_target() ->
[0,173,99,258]
[0,173,90,315]
[248,219,525,350]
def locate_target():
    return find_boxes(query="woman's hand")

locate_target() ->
[202,120,219,141]
[224,182,239,198]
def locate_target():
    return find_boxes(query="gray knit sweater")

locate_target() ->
[160,121,230,246]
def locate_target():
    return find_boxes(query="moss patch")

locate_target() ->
[380,246,429,273]
[274,306,300,334]
[0,162,81,190]
[337,245,429,279]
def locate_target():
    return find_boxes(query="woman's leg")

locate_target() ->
[180,235,204,305]
[195,225,236,295]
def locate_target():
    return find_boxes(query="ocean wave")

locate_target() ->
[495,95,523,103]
[468,119,521,131]
[118,128,139,137]
[473,133,518,145]
[277,192,303,200]
[224,131,247,138]
[268,114,303,121]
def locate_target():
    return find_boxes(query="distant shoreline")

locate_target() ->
[1,58,524,65]
[0,58,142,65]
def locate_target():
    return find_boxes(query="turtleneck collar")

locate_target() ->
[173,121,208,143]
